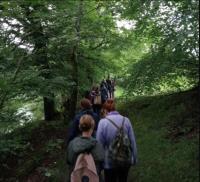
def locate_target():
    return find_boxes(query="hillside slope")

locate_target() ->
[1,88,199,182]
[118,88,199,182]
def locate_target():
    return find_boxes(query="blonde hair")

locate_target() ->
[79,114,95,132]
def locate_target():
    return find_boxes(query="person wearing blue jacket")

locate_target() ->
[67,98,100,144]
[96,99,137,182]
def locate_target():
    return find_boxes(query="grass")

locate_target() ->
[1,88,199,182]
[47,88,199,182]
[117,89,199,182]
[0,120,68,182]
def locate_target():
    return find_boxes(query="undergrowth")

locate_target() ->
[117,89,199,182]
[0,89,199,182]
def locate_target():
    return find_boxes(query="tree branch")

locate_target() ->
[0,54,28,109]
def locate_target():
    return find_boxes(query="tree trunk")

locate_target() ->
[43,96,55,121]
[34,28,56,121]
[63,47,78,122]
[63,0,83,122]
[23,4,56,121]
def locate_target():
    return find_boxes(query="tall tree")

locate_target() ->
[20,3,56,120]
[0,0,119,122]
[63,0,83,121]
[111,0,199,95]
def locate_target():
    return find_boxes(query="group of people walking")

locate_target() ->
[84,77,116,117]
[66,78,137,182]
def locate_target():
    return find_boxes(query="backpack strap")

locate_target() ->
[105,117,125,130]
[77,144,95,157]
[82,110,91,115]
[122,116,125,128]
[84,146,94,154]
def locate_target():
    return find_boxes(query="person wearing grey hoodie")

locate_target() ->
[67,114,104,181]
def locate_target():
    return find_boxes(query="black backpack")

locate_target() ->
[106,117,132,167]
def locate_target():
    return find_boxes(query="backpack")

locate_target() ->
[106,117,132,167]
[94,94,101,105]
[71,152,99,182]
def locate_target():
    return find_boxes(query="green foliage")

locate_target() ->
[0,139,30,160]
[45,139,64,153]
[112,0,199,95]
[0,0,121,122]
[123,47,198,95]
[0,119,67,180]
[0,1,199,180]
[118,89,199,182]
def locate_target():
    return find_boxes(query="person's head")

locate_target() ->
[92,86,96,91]
[102,99,116,113]
[80,98,92,109]
[95,86,100,92]
[79,114,95,135]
